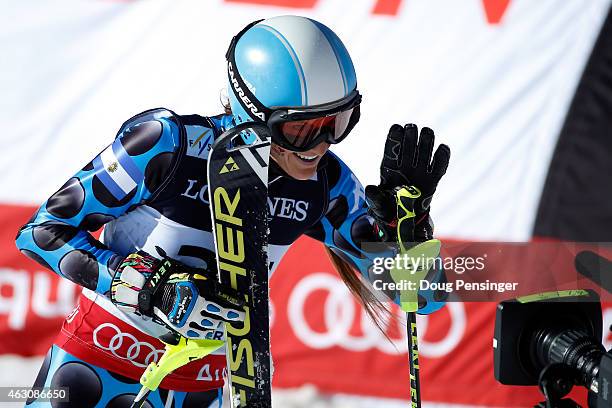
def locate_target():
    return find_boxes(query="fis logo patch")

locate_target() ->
[186,126,213,159]
[219,157,239,174]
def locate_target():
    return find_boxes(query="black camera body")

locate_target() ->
[494,290,602,385]
[493,289,612,407]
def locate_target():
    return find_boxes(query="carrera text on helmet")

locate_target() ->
[228,62,265,121]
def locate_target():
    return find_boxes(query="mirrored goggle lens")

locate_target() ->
[279,108,354,149]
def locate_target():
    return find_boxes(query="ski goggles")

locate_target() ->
[267,92,362,152]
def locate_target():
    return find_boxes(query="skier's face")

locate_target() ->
[270,141,330,180]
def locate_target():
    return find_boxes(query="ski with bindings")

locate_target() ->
[207,122,272,407]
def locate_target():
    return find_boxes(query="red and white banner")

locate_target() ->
[0,205,603,406]
[0,205,79,356]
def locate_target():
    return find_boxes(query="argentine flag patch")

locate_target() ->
[93,139,144,200]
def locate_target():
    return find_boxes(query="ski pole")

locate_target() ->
[397,278,423,408]
[405,311,421,407]
[393,186,439,407]
[130,337,224,408]
[394,239,439,408]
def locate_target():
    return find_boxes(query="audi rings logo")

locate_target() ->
[288,273,466,357]
[93,323,165,368]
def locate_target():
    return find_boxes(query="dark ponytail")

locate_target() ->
[325,248,394,334]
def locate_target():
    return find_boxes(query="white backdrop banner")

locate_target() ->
[2,0,610,241]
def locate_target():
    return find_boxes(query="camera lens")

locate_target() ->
[533,328,604,389]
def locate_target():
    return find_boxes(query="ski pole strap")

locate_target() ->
[395,185,420,252]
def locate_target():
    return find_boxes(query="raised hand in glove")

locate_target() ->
[110,252,245,340]
[365,124,450,244]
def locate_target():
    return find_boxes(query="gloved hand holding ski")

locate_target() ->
[110,251,245,339]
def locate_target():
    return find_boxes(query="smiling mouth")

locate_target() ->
[294,152,319,163]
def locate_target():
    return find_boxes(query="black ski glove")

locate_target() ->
[365,124,450,243]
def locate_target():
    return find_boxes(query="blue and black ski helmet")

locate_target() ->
[225,15,361,152]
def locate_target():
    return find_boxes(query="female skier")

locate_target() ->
[16,15,450,408]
